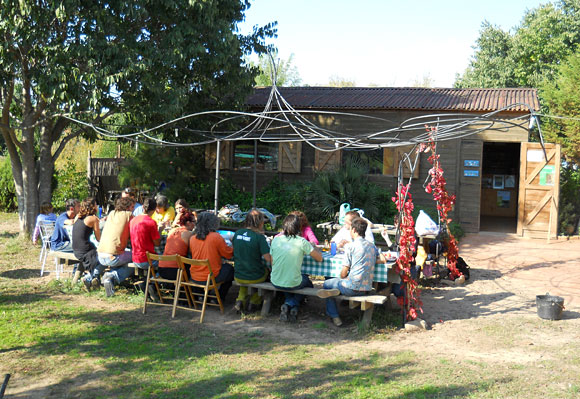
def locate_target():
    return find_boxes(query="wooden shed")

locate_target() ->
[205,87,559,238]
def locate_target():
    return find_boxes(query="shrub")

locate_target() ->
[52,155,89,210]
[0,154,17,211]
[559,164,580,235]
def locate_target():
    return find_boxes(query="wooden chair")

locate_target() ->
[173,256,224,323]
[143,252,192,314]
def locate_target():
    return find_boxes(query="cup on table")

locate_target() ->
[330,242,337,256]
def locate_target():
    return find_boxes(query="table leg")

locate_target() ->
[261,290,273,316]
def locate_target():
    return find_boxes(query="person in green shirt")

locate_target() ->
[270,214,323,322]
[233,209,272,313]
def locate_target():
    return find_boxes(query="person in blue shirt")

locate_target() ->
[122,187,144,216]
[32,202,57,244]
[50,199,80,252]
[317,217,380,327]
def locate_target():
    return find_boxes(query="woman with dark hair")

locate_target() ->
[232,209,272,313]
[289,210,319,245]
[171,199,190,227]
[32,202,57,244]
[159,211,196,280]
[73,198,104,291]
[270,213,323,322]
[189,212,234,300]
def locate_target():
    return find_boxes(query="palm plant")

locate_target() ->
[307,156,385,222]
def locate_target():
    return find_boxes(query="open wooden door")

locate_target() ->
[517,143,561,239]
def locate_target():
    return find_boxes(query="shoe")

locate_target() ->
[234,300,244,313]
[317,289,340,299]
[82,275,92,292]
[332,317,343,327]
[148,284,160,302]
[288,306,299,322]
[280,304,290,322]
[91,277,101,290]
[103,272,115,297]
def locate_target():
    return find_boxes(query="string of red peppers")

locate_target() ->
[420,127,461,280]
[392,184,422,320]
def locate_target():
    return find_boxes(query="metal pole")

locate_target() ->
[253,140,257,208]
[214,140,221,213]
[0,374,11,399]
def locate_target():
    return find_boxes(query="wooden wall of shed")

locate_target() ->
[218,108,528,229]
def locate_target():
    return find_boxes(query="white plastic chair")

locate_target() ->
[39,221,55,276]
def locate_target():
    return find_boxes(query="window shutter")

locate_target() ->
[205,142,232,170]
[278,142,302,173]
[395,145,420,179]
[314,143,341,171]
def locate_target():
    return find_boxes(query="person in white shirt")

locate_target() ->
[331,210,374,249]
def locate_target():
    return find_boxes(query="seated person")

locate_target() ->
[232,209,272,313]
[97,197,134,297]
[130,198,161,273]
[171,199,190,227]
[318,217,379,327]
[270,214,322,322]
[159,211,196,280]
[50,199,80,252]
[73,198,104,290]
[189,212,234,301]
[331,210,374,249]
[32,202,57,244]
[122,187,144,216]
[290,210,319,245]
[152,195,175,234]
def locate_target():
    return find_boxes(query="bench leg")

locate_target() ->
[261,291,274,316]
[361,304,374,328]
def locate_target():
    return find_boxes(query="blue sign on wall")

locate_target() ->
[464,160,480,167]
[464,170,479,177]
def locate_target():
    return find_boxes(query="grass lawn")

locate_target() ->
[0,212,579,398]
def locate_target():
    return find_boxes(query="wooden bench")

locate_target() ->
[233,281,387,326]
[47,251,138,280]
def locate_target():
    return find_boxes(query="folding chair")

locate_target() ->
[143,252,192,314]
[39,221,56,276]
[173,256,224,323]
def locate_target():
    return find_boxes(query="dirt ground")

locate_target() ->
[3,215,580,397]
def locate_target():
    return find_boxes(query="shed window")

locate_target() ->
[233,140,278,171]
[342,146,418,178]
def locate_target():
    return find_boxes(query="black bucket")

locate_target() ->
[536,294,564,320]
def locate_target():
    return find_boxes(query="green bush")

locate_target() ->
[559,165,580,235]
[306,156,393,223]
[0,154,17,211]
[52,155,89,210]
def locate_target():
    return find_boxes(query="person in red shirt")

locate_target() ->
[189,212,234,301]
[130,198,161,272]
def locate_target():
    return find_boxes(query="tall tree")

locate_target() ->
[253,51,302,87]
[0,0,275,235]
[540,50,580,162]
[455,1,580,88]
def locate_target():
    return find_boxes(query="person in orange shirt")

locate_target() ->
[189,212,234,301]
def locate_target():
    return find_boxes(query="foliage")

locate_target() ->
[540,50,580,163]
[419,131,460,279]
[253,51,302,86]
[307,156,391,223]
[51,155,89,211]
[558,165,580,235]
[0,154,16,211]
[327,75,356,87]
[455,1,580,89]
[392,183,420,321]
[0,0,276,233]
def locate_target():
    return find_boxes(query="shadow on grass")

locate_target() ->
[0,268,40,279]
[0,232,18,239]
[0,292,53,305]
[0,296,494,399]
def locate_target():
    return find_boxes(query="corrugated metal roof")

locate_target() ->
[247,87,539,113]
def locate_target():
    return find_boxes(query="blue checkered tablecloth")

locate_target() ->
[301,252,398,283]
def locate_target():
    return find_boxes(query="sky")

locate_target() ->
[238,0,547,87]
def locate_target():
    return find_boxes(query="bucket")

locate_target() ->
[536,294,564,320]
